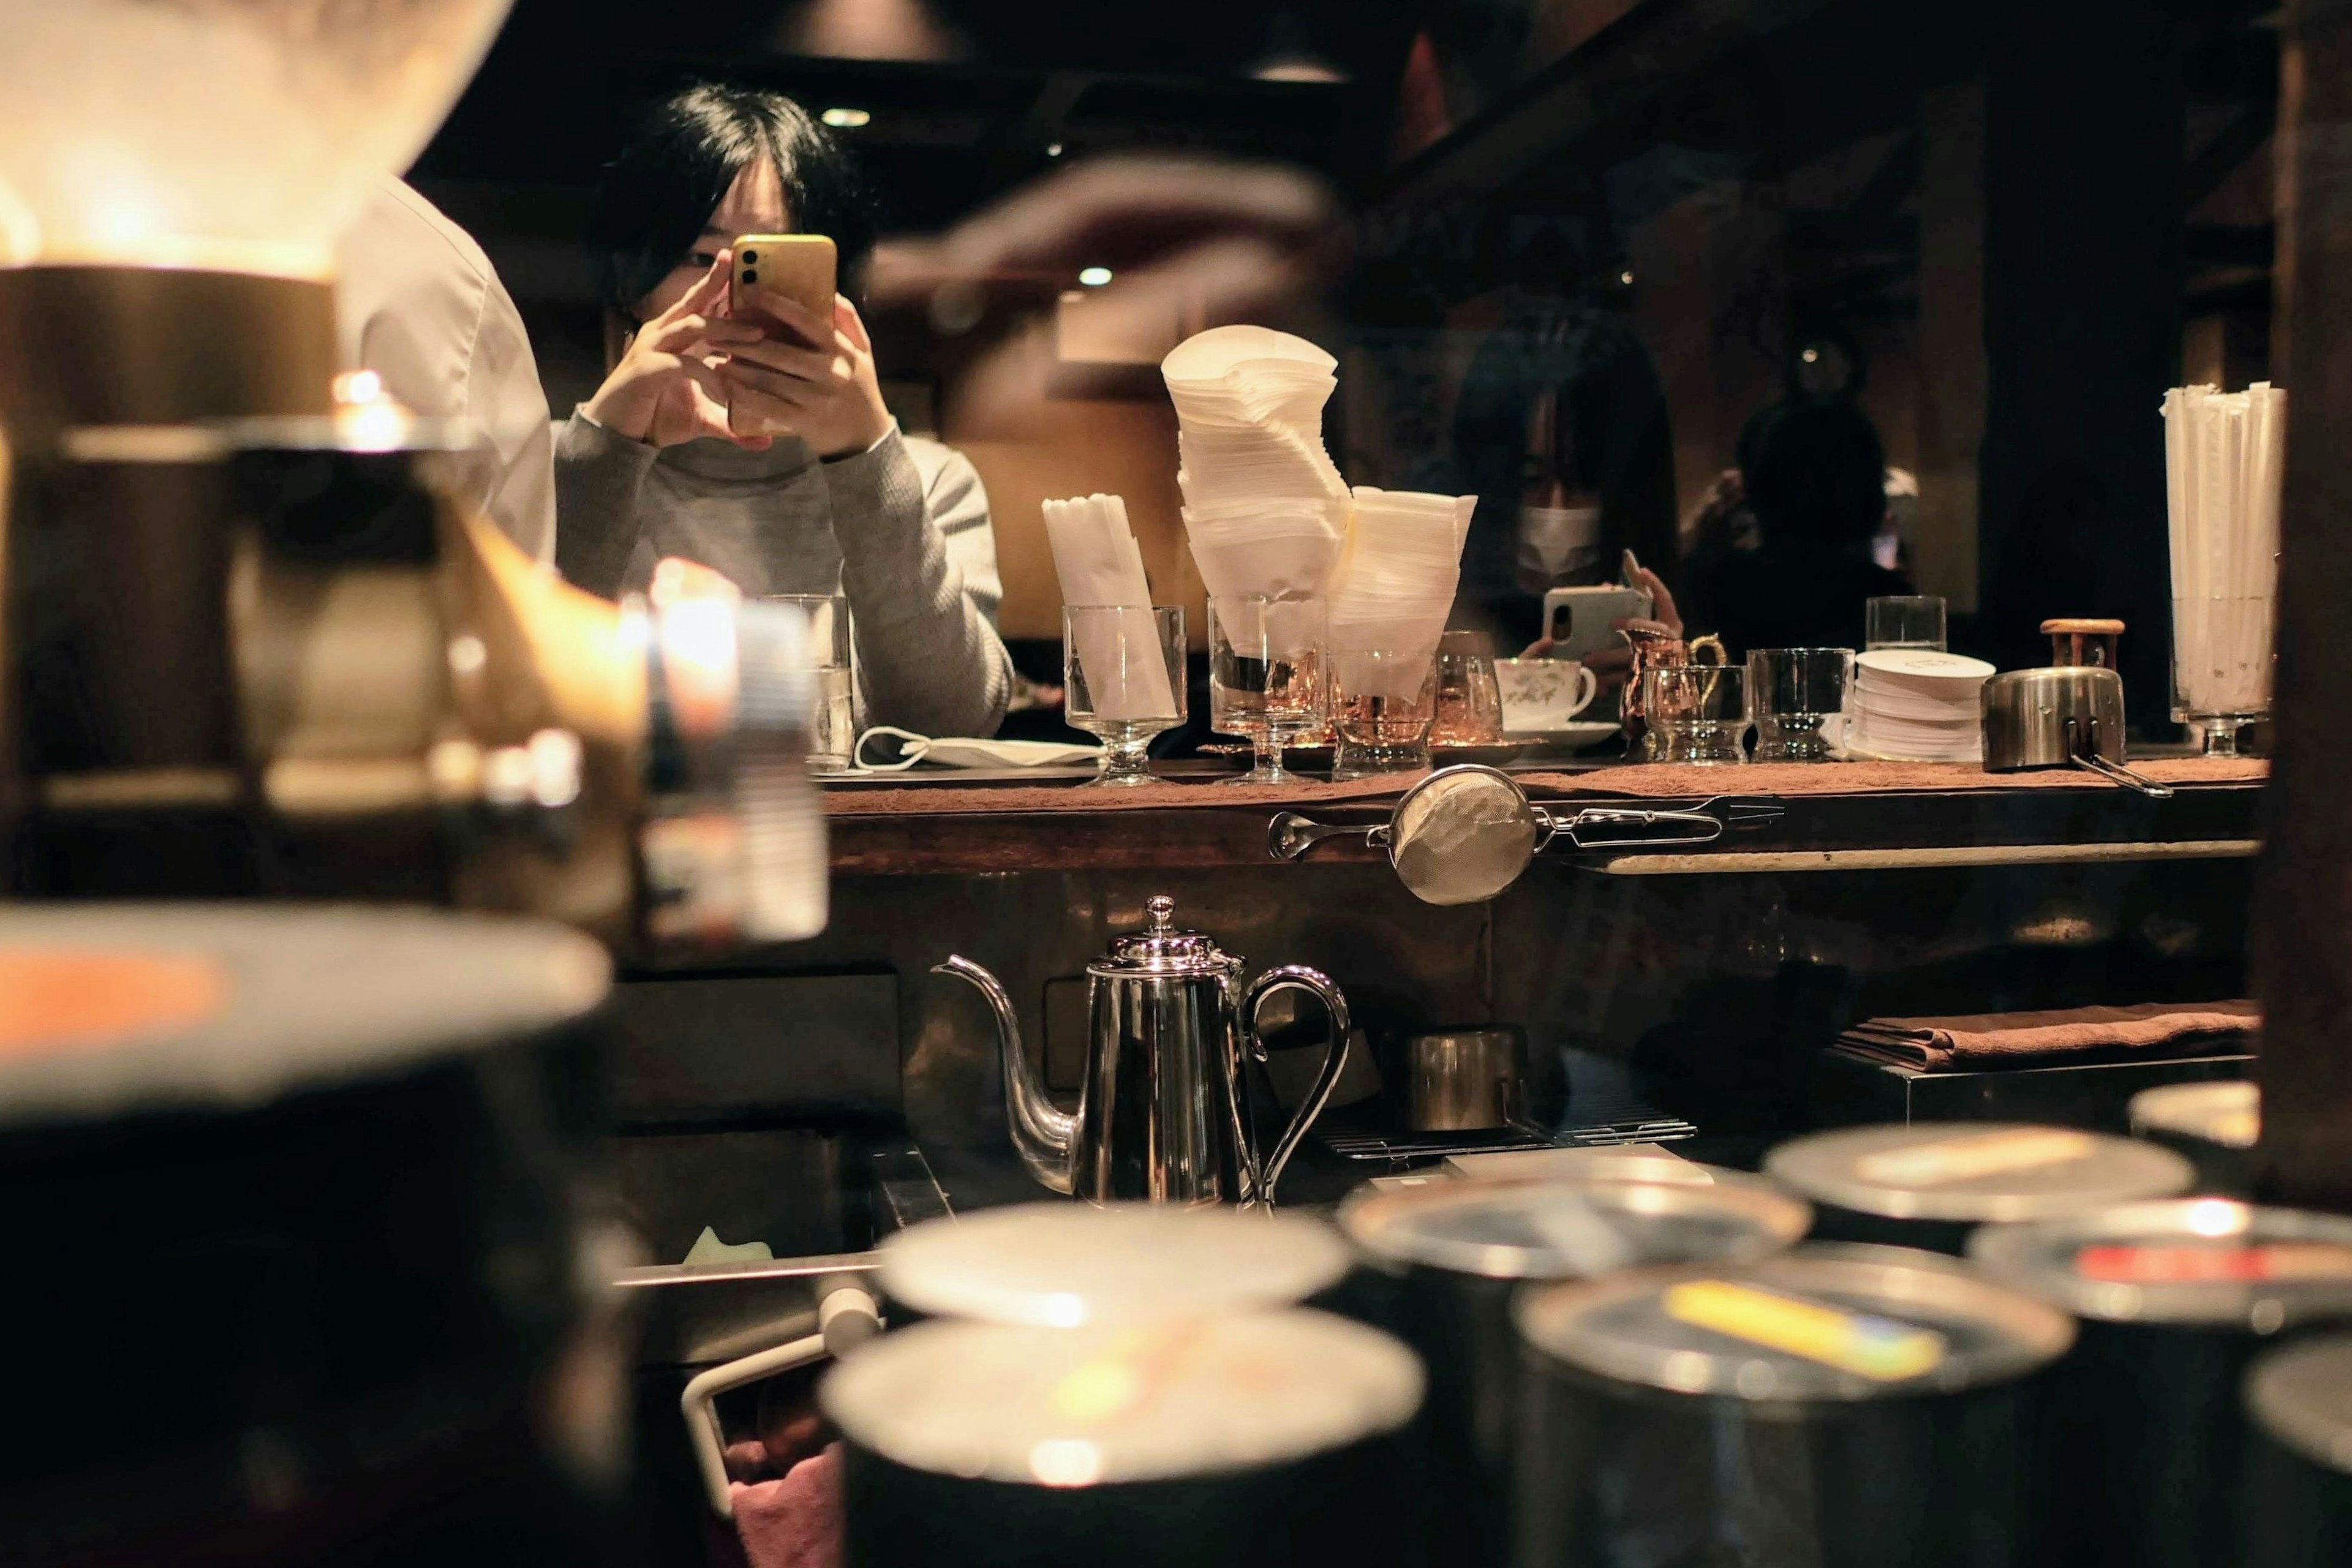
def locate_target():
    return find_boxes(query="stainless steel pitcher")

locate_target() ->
[935,895,1351,1208]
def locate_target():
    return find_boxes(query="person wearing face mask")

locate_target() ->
[554,81,1011,741]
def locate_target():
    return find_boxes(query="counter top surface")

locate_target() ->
[823,757,2266,876]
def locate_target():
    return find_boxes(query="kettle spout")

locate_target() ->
[933,956,1077,1195]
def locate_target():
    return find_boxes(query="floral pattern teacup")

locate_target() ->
[1493,658,1599,733]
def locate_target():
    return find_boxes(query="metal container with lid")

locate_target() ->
[1970,1200,2352,1568]
[821,1308,1426,1568]
[937,895,1351,1206]
[2131,1079,2260,1196]
[878,1202,1353,1326]
[0,904,616,1565]
[1513,1243,2073,1568]
[1339,1163,1811,1567]
[2242,1333,2352,1566]
[1765,1121,2195,1253]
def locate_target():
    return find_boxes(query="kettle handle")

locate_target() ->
[1236,965,1352,1211]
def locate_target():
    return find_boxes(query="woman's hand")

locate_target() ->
[718,292,894,458]
[1569,567,1684,690]
[583,252,771,449]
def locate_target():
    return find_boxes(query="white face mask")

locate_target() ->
[1517,503,1604,579]
[853,726,1104,772]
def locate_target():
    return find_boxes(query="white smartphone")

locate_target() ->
[1544,584,1654,662]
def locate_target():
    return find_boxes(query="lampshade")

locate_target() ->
[0,0,510,279]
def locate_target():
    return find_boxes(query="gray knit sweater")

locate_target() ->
[552,412,1011,738]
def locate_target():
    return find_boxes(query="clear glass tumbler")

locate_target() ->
[766,592,854,772]
[1747,648,1852,763]
[1208,594,1327,785]
[1642,665,1749,764]
[1063,605,1186,787]
[1330,649,1438,781]
[2170,594,2274,756]
[1429,629,1506,747]
[1865,595,1948,651]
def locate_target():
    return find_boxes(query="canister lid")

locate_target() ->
[0,903,608,1129]
[1091,895,1232,977]
[821,1308,1423,1485]
[1338,1162,1809,1281]
[878,1204,1352,1327]
[2130,1080,2260,1150]
[1967,1199,2352,1329]
[1765,1122,2192,1224]
[2245,1333,2352,1474]
[1514,1243,2073,1403]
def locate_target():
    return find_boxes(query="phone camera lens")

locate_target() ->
[741,249,758,263]
[742,270,758,284]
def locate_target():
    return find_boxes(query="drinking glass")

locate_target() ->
[1429,630,1506,747]
[1063,606,1186,787]
[2171,594,2273,756]
[1747,648,1852,763]
[1643,665,1749,764]
[1208,594,1327,786]
[766,592,853,773]
[1866,595,1948,651]
[1329,649,1438,781]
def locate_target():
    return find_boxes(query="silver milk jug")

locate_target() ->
[935,895,1351,1208]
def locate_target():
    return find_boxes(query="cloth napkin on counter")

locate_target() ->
[1041,492,1175,720]
[1161,326,1349,603]
[728,1443,843,1568]
[1834,1000,2259,1072]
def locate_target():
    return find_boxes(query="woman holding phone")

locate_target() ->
[555,81,1011,739]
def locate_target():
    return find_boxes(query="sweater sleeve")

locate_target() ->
[822,428,1013,738]
[552,409,662,597]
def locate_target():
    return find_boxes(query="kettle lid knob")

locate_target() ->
[1096,894,1231,976]
[1146,894,1176,931]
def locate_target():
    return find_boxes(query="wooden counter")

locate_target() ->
[823,757,2266,877]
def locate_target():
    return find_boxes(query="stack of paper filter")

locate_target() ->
[1161,326,1349,603]
[1322,486,1477,693]
[1042,492,1175,718]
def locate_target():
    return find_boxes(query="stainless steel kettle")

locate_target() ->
[935,895,1351,1208]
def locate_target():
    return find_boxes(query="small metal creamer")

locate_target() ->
[935,895,1351,1208]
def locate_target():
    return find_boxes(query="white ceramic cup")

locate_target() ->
[1493,658,1600,733]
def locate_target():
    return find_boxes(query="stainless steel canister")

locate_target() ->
[1339,1163,1810,1568]
[1400,1027,1528,1131]
[822,1310,1427,1568]
[2242,1333,2352,1567]
[1971,1200,2352,1568]
[1513,1244,2074,1568]
[1765,1121,2194,1254]
[2130,1079,2260,1197]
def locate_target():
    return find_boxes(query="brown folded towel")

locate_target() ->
[1836,1000,2259,1072]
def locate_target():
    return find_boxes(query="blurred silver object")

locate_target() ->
[1981,666,2173,797]
[1401,1027,1526,1131]
[935,894,1351,1208]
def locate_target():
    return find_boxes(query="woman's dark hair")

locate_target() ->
[1737,397,1887,549]
[589,81,875,317]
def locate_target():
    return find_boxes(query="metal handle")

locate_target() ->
[1267,810,1379,862]
[679,1283,881,1518]
[2071,753,2176,799]
[1553,805,1731,850]
[1236,965,1352,1210]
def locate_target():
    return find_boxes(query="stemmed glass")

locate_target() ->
[1063,605,1186,787]
[1208,594,1327,785]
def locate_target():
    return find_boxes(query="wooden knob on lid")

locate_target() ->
[2041,618,2126,669]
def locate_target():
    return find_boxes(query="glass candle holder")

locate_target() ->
[1747,648,1852,763]
[1642,665,1749,764]
[1063,605,1186,787]
[1208,594,1328,786]
[1329,649,1437,782]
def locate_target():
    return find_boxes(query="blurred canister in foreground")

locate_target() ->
[1970,1200,2352,1568]
[1513,1245,2073,1568]
[822,1310,1425,1568]
[2130,1079,2260,1197]
[1766,1121,2193,1254]
[875,1202,1354,1326]
[2242,1332,2352,1567]
[1338,1163,1810,1568]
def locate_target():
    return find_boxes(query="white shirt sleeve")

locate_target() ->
[332,177,557,565]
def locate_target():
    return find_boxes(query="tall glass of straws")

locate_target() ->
[2163,382,2284,756]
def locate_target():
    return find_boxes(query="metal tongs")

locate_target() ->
[1542,796,1788,850]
